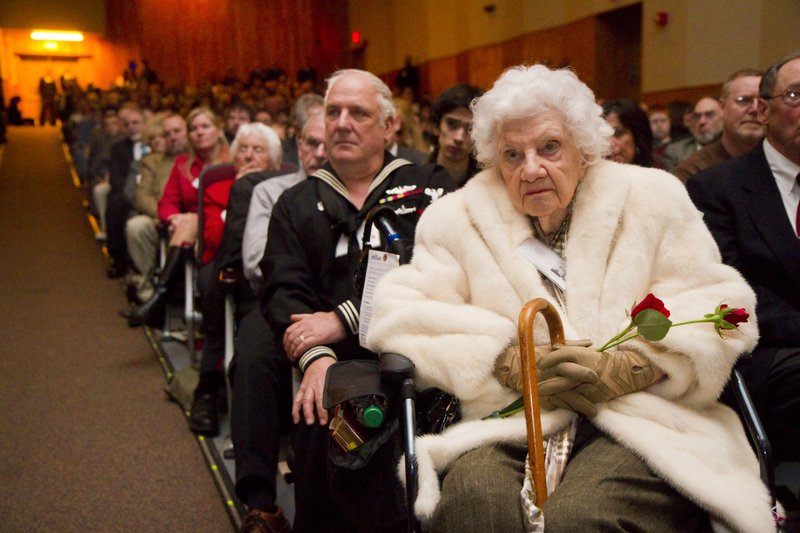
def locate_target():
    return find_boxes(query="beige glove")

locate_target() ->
[494,340,592,393]
[538,346,659,417]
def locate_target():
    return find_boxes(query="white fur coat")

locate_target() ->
[366,161,773,532]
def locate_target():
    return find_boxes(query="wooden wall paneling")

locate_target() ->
[517,27,562,70]
[424,56,458,100]
[641,84,722,108]
[501,35,525,72]
[593,4,642,102]
[559,18,596,89]
[467,43,504,90]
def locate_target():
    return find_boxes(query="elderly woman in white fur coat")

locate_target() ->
[366,65,773,533]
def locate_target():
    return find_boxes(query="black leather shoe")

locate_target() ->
[126,287,167,328]
[239,507,291,533]
[189,393,219,436]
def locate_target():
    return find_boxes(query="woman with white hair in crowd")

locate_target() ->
[188,121,284,438]
[367,65,773,532]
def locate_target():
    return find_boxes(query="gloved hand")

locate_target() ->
[538,346,659,417]
[494,339,592,393]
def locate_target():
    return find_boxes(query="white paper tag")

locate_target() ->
[518,237,567,291]
[359,249,401,347]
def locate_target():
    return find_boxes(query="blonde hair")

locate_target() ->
[185,107,229,172]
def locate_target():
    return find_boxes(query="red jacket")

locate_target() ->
[201,178,234,265]
[157,154,204,224]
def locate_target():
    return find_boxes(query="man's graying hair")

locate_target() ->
[759,50,800,99]
[325,69,396,122]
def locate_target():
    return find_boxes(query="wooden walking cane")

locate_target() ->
[518,298,565,508]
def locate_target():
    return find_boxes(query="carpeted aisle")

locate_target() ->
[0,126,232,531]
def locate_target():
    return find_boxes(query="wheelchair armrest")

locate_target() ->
[731,368,774,493]
[379,352,415,383]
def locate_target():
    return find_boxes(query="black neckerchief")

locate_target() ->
[312,152,412,261]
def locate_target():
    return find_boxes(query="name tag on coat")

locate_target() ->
[518,237,567,291]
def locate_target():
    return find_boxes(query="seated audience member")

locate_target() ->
[663,96,722,170]
[224,103,253,144]
[387,97,427,163]
[126,107,229,327]
[105,105,148,278]
[188,123,284,437]
[122,113,188,303]
[648,105,671,166]
[88,109,122,240]
[603,99,654,166]
[254,109,272,126]
[687,51,800,463]
[667,99,693,141]
[674,69,765,183]
[143,116,167,155]
[242,112,326,291]
[428,83,483,186]
[230,112,326,533]
[366,65,772,532]
[261,69,454,532]
[281,93,323,167]
[7,96,34,125]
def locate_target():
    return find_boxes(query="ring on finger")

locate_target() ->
[299,334,305,342]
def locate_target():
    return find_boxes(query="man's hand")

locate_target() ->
[283,311,346,362]
[293,356,336,425]
[538,346,661,417]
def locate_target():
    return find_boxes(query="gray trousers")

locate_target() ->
[125,214,159,276]
[430,420,711,532]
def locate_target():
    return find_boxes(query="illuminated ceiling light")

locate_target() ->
[30,30,84,42]
[43,42,59,50]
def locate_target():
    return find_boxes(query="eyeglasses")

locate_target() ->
[763,88,800,107]
[731,95,758,108]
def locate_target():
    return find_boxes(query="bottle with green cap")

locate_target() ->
[350,394,387,429]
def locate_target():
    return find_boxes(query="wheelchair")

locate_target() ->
[321,204,787,532]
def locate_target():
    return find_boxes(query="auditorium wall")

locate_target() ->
[351,0,800,104]
[2,0,799,118]
[0,0,125,118]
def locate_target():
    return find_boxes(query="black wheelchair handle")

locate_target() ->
[379,352,415,382]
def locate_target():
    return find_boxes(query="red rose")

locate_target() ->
[631,293,671,319]
[720,304,749,327]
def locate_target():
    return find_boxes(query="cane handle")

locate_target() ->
[518,298,565,507]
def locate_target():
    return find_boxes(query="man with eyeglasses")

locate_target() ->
[687,51,800,468]
[674,69,765,183]
[663,96,722,171]
[429,83,484,186]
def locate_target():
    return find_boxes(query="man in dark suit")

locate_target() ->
[106,106,147,278]
[687,51,800,462]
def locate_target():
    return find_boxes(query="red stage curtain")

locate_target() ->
[105,0,348,86]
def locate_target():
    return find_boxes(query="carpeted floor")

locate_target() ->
[0,126,232,532]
